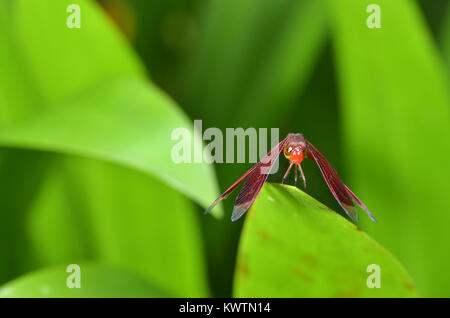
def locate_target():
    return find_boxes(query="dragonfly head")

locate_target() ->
[284,142,305,164]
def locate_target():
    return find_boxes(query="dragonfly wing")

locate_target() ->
[305,139,359,222]
[231,138,288,221]
[344,184,377,223]
[204,164,258,215]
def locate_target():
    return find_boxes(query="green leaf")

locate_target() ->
[0,77,219,214]
[183,0,326,128]
[441,3,450,76]
[0,149,53,283]
[233,184,417,297]
[229,0,327,128]
[0,0,144,110]
[328,0,450,296]
[0,263,169,298]
[0,0,215,296]
[0,0,220,213]
[26,156,211,297]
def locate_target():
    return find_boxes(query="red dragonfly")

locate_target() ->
[205,133,376,223]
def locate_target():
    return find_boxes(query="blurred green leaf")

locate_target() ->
[0,149,53,282]
[0,0,144,109]
[27,156,210,297]
[441,3,450,74]
[233,184,417,297]
[230,0,327,128]
[328,0,450,296]
[0,0,220,212]
[0,0,143,125]
[0,77,220,214]
[0,263,169,297]
[183,0,326,128]
[0,0,215,296]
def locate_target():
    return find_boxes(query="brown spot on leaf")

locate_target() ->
[334,290,357,298]
[301,254,317,268]
[334,285,363,298]
[293,268,312,282]
[236,255,249,280]
[404,281,415,292]
[258,230,271,241]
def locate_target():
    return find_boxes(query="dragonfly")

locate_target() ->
[204,133,376,223]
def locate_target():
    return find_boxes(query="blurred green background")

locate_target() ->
[0,0,449,297]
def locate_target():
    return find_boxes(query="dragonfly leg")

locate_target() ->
[297,164,306,190]
[277,159,289,183]
[281,162,294,185]
[294,164,298,186]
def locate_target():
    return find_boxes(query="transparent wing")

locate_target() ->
[231,138,288,221]
[204,163,258,216]
[343,184,377,223]
[305,139,360,222]
[204,137,288,220]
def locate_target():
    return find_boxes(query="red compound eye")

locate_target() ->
[290,150,304,164]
